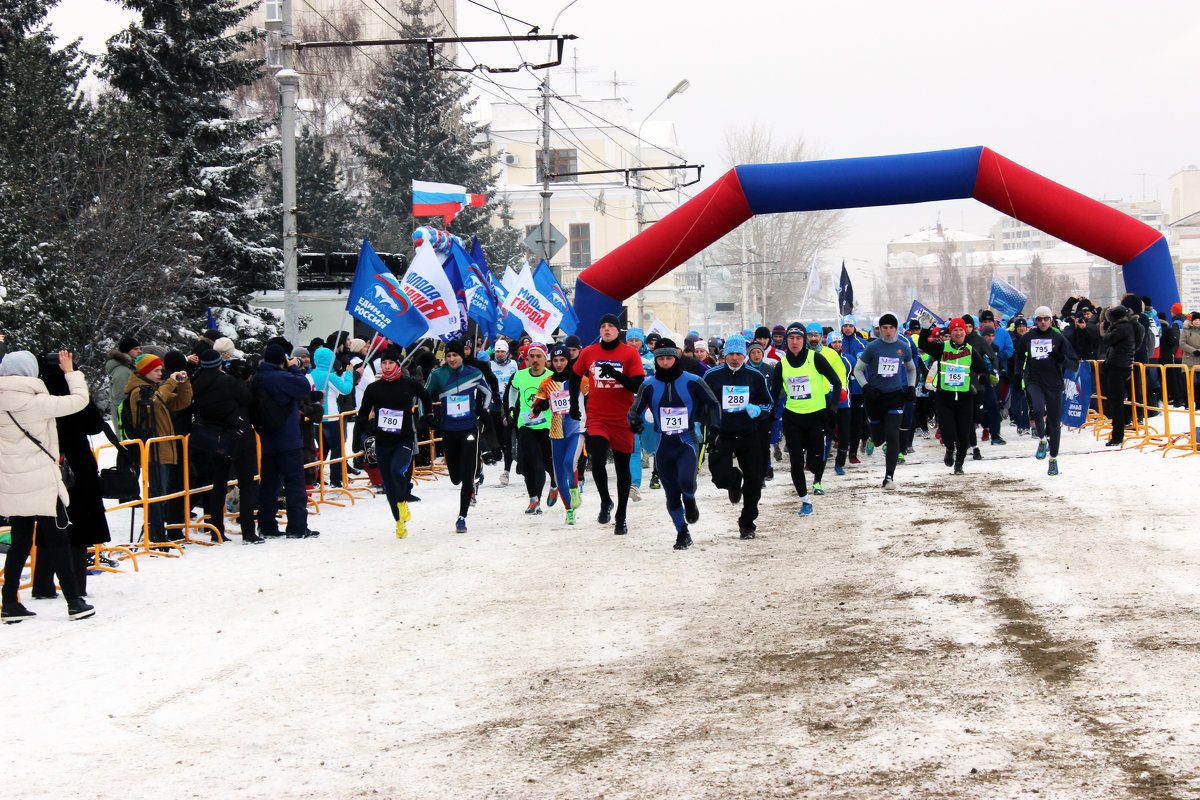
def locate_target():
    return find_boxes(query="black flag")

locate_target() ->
[837,260,854,317]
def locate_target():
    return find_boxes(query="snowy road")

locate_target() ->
[5,428,1200,799]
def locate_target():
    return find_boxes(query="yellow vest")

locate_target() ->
[817,347,846,395]
[780,352,826,414]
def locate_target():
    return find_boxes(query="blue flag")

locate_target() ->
[905,300,945,327]
[532,260,579,335]
[1062,366,1092,428]
[206,307,217,331]
[346,239,430,348]
[449,239,498,342]
[440,250,469,342]
[989,277,1028,319]
[492,281,526,340]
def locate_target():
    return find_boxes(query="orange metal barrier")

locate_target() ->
[4,398,463,594]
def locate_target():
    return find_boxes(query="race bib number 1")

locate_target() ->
[549,389,571,415]
[377,407,405,432]
[722,385,748,411]
[1031,339,1052,360]
[878,357,900,377]
[446,395,469,418]
[786,376,811,400]
[660,406,689,434]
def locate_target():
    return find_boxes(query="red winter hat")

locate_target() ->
[135,353,164,376]
[1172,302,1183,316]
[948,318,967,332]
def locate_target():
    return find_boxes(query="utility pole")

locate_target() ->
[278,0,299,344]
[540,72,554,281]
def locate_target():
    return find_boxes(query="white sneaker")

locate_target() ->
[499,470,509,487]
[630,485,641,503]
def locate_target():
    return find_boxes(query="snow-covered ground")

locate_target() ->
[5,423,1200,799]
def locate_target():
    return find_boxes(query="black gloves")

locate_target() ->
[421,412,435,430]
[629,417,644,434]
[597,362,619,379]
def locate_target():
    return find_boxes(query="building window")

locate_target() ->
[537,148,577,183]
[265,0,282,22]
[569,223,591,268]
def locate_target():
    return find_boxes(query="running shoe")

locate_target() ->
[455,516,468,533]
[834,465,845,476]
[628,485,640,503]
[865,441,875,456]
[990,436,1007,446]
[673,527,692,550]
[1035,439,1048,460]
[1048,458,1059,476]
[499,470,510,487]
[684,496,700,524]
[773,443,783,462]
[848,456,861,465]
[972,447,982,461]
[598,500,614,524]
[397,501,411,523]
[525,499,542,515]
[944,448,954,467]
[812,482,825,495]
[395,519,407,539]
[547,487,559,507]
[649,473,661,489]
[798,501,814,516]
[566,509,576,525]
[882,477,896,491]
[953,466,965,475]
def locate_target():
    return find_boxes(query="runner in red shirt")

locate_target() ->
[571,314,645,535]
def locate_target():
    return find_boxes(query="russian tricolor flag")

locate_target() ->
[412,179,486,225]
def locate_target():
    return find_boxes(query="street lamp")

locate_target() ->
[634,78,690,324]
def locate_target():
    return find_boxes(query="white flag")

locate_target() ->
[501,260,523,292]
[502,261,563,342]
[797,251,821,319]
[803,251,821,300]
[647,318,677,341]
[399,241,464,340]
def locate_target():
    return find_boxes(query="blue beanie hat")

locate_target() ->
[263,344,287,365]
[724,335,747,357]
[626,326,645,342]
[741,328,753,339]
[806,322,824,335]
[841,315,856,327]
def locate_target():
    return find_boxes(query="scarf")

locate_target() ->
[380,363,403,382]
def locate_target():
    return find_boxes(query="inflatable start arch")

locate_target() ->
[571,146,1177,341]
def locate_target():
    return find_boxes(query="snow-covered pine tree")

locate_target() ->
[104,0,279,309]
[267,127,362,256]
[354,0,500,255]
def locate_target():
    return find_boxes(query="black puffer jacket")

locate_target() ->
[191,366,252,433]
[1102,313,1138,371]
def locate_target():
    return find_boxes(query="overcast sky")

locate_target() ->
[48,0,1200,279]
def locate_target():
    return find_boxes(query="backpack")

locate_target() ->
[249,378,291,434]
[120,386,157,441]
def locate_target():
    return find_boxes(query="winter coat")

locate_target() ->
[124,372,194,465]
[1181,325,1200,369]
[104,349,135,417]
[0,371,89,516]
[191,366,252,433]
[1158,321,1181,364]
[254,361,313,454]
[1102,319,1138,372]
[58,401,112,546]
[309,347,353,418]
